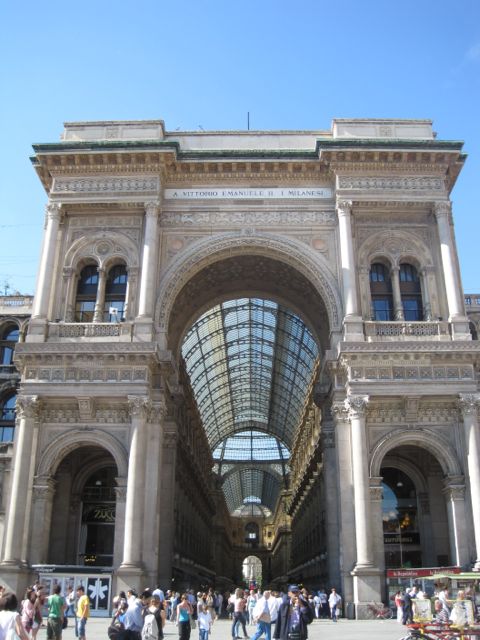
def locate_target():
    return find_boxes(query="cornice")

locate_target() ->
[15,342,157,356]
[338,341,480,355]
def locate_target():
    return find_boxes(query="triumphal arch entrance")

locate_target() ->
[0,118,479,617]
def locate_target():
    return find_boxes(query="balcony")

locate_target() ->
[47,322,134,341]
[364,320,450,342]
[0,296,33,315]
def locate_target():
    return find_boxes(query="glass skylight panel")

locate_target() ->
[182,297,319,514]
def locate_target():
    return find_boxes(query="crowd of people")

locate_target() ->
[394,584,479,626]
[105,584,344,640]
[0,583,89,640]
[0,581,346,640]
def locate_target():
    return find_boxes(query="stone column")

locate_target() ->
[158,424,178,586]
[319,407,341,589]
[434,202,464,320]
[336,199,359,317]
[118,396,149,578]
[370,477,386,576]
[390,267,404,320]
[113,478,127,569]
[419,268,432,321]
[442,476,470,567]
[345,395,382,616]
[1,396,40,565]
[123,267,138,321]
[346,395,374,569]
[29,475,57,564]
[142,400,166,586]
[93,268,107,323]
[62,267,77,322]
[331,401,355,606]
[336,200,364,340]
[458,394,480,569]
[32,202,63,320]
[137,201,160,319]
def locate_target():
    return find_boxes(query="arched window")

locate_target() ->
[0,395,16,442]
[369,263,393,321]
[75,266,98,322]
[399,263,423,321]
[1,324,19,367]
[104,265,127,322]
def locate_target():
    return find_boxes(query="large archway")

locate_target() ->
[165,251,332,586]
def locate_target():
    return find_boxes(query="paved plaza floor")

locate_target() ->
[64,616,406,640]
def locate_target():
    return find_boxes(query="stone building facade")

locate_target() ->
[0,118,479,616]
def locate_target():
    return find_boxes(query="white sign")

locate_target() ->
[164,187,332,200]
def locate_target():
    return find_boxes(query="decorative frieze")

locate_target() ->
[160,210,335,227]
[338,176,444,191]
[24,365,149,383]
[348,364,474,382]
[52,176,160,196]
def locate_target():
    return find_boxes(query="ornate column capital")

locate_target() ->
[45,201,63,224]
[336,199,353,217]
[16,395,41,420]
[458,393,480,417]
[114,476,128,502]
[148,400,167,423]
[127,395,151,420]
[345,395,369,419]
[433,200,452,219]
[331,401,349,422]
[443,475,466,501]
[32,475,57,501]
[369,477,384,502]
[145,200,161,217]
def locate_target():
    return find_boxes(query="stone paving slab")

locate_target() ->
[62,616,405,640]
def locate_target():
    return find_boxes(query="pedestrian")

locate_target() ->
[328,588,342,622]
[75,586,90,640]
[46,585,66,640]
[250,590,278,640]
[0,592,30,640]
[273,585,313,640]
[402,587,417,625]
[197,603,213,640]
[394,590,403,624]
[176,593,193,640]
[142,594,165,640]
[230,588,248,640]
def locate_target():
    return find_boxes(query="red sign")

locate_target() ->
[387,566,460,578]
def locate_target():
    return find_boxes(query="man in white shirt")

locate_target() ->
[328,588,342,622]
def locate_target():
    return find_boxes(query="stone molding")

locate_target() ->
[155,230,343,333]
[63,230,140,271]
[160,210,335,227]
[357,228,433,269]
[36,428,129,477]
[52,176,160,196]
[369,427,462,478]
[338,176,444,191]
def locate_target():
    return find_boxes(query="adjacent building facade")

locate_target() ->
[0,119,479,616]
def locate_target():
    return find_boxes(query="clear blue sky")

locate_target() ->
[1,0,479,295]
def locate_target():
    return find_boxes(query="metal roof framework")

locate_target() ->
[181,298,319,514]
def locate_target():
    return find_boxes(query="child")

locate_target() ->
[197,604,213,640]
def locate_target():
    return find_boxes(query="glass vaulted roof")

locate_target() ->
[181,298,319,514]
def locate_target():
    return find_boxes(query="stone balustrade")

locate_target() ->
[47,322,133,340]
[364,320,450,341]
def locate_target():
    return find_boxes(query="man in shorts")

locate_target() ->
[75,586,90,640]
[47,585,66,640]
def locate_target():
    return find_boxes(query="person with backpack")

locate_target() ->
[141,594,165,640]
[273,585,313,640]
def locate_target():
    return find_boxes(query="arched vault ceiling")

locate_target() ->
[181,297,320,513]
[170,255,330,357]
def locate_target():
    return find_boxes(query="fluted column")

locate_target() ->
[93,268,107,322]
[346,395,374,570]
[458,394,480,569]
[137,201,160,319]
[390,266,404,320]
[442,476,469,567]
[62,267,77,322]
[32,202,63,319]
[29,475,57,564]
[336,199,359,317]
[434,201,464,319]
[120,396,150,569]
[2,396,40,565]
